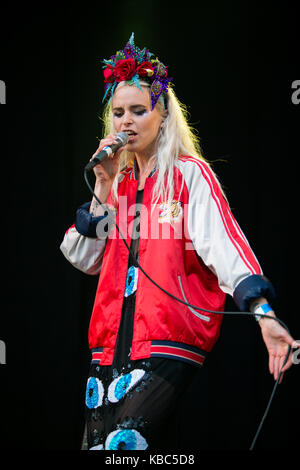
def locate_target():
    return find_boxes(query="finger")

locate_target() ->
[276,353,289,380]
[282,330,298,347]
[106,133,121,145]
[277,355,286,381]
[278,371,284,384]
[269,353,274,376]
[106,132,119,140]
[281,354,293,373]
[96,137,119,153]
[273,355,280,381]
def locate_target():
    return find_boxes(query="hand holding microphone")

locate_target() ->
[85,132,129,178]
[85,132,129,210]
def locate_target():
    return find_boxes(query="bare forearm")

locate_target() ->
[89,180,113,216]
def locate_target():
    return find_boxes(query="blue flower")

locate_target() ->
[85,377,104,409]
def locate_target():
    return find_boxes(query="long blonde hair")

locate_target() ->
[100,80,208,205]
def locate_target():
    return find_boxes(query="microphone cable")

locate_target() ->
[84,167,294,450]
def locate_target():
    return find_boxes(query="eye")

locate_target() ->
[113,111,123,118]
[105,429,148,450]
[135,109,146,115]
[124,265,138,297]
[107,369,145,403]
[85,376,104,409]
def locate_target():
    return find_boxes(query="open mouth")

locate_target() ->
[125,131,138,141]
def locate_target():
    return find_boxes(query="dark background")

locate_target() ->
[0,1,299,452]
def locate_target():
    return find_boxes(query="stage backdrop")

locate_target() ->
[0,1,299,450]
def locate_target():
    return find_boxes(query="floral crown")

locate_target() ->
[101,33,172,110]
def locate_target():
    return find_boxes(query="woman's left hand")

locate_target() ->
[258,311,297,383]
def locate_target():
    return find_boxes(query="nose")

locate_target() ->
[122,110,134,126]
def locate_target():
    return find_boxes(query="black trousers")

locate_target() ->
[84,357,198,450]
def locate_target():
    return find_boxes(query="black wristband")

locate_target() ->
[75,202,108,238]
[233,274,276,311]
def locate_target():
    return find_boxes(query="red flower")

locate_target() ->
[136,61,154,77]
[114,58,136,82]
[103,64,114,83]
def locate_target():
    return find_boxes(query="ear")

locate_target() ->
[160,110,168,128]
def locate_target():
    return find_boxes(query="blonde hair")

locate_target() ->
[100,80,209,205]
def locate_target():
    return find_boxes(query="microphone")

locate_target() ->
[84,132,129,172]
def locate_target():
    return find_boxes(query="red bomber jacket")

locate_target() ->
[60,156,275,367]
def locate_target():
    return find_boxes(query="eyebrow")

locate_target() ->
[112,104,147,111]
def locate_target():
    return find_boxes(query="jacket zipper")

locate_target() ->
[178,275,210,322]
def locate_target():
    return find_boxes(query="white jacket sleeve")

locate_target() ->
[177,158,269,304]
[60,201,116,275]
[60,225,106,275]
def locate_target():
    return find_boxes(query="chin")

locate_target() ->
[127,142,141,151]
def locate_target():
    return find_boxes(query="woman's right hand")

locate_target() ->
[90,133,126,183]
